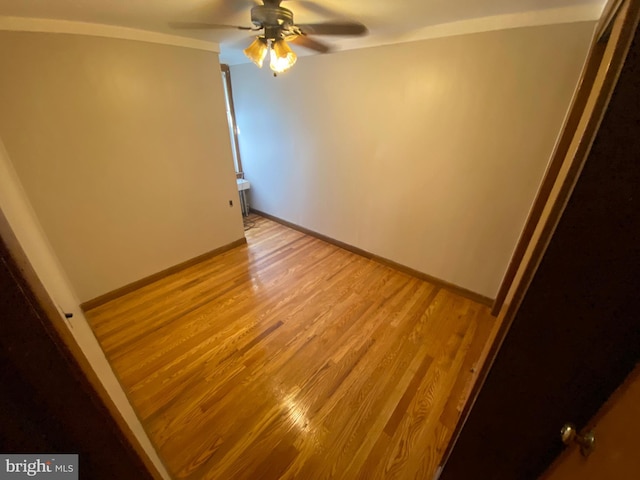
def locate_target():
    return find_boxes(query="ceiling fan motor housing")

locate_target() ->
[251,5,295,39]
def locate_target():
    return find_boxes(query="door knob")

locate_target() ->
[561,423,596,457]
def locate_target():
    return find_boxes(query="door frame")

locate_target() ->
[491,0,625,316]
[0,210,166,480]
[439,0,640,474]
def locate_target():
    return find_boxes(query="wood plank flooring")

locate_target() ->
[86,215,495,480]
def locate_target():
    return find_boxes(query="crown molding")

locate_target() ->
[0,16,219,53]
[403,4,603,42]
[335,4,604,54]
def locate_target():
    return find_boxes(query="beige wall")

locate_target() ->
[230,22,595,299]
[0,31,244,302]
[0,138,171,479]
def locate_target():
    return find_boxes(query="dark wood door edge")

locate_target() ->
[491,24,607,316]
[440,0,640,475]
[598,0,626,41]
[0,210,168,480]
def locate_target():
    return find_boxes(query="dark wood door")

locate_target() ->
[0,238,155,479]
[440,5,640,480]
[541,366,640,479]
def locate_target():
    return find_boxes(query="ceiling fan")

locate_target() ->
[170,0,368,75]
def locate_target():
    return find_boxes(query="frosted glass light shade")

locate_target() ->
[270,40,297,73]
[243,37,269,68]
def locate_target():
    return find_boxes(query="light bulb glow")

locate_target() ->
[269,40,297,73]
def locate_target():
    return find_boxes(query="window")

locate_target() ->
[220,64,243,177]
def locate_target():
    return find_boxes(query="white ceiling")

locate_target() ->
[0,0,606,65]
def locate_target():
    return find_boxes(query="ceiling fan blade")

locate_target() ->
[289,35,331,54]
[169,21,255,31]
[284,1,343,19]
[296,22,367,36]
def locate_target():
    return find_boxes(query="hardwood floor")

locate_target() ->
[86,215,495,480]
